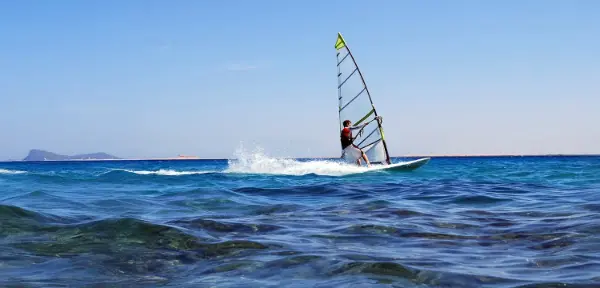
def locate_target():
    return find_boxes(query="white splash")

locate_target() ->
[120,169,214,176]
[224,145,370,176]
[0,169,26,175]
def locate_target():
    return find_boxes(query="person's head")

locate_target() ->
[343,120,351,127]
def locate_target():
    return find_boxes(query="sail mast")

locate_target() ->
[336,47,343,133]
[335,32,391,164]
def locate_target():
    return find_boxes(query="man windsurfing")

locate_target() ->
[340,119,373,167]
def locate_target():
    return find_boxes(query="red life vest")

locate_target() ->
[340,127,352,149]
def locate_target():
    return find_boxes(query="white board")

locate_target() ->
[366,157,431,172]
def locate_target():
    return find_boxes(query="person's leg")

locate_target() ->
[355,148,365,166]
[361,151,371,167]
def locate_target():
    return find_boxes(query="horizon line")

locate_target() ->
[2,153,600,163]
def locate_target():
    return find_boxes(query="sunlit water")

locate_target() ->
[1,150,599,287]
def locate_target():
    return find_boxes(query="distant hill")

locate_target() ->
[23,149,121,161]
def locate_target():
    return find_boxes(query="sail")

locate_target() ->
[335,32,391,165]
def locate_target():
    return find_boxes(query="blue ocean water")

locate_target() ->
[1,152,599,287]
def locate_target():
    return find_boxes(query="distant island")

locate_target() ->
[22,149,121,161]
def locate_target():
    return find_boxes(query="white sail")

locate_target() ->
[335,32,391,165]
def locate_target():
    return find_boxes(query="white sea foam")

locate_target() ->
[108,144,379,177]
[120,169,214,176]
[0,169,27,175]
[224,146,370,176]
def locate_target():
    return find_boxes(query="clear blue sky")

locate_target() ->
[1,0,598,160]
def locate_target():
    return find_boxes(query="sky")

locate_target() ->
[0,0,599,160]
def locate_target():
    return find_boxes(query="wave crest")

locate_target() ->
[0,169,26,175]
[114,169,214,176]
[224,146,369,176]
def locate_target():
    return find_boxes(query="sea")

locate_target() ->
[1,149,599,287]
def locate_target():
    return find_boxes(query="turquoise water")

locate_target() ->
[1,152,599,287]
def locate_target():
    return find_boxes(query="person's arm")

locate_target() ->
[349,122,369,130]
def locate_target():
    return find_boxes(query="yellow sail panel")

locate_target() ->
[354,109,375,126]
[335,33,346,50]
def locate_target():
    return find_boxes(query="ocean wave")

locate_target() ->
[0,168,26,175]
[0,168,219,183]
[224,146,372,176]
[8,215,270,256]
[170,217,283,234]
[233,183,350,196]
[114,169,216,176]
[2,154,600,287]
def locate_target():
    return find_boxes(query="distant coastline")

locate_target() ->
[21,149,121,162]
[13,149,205,162]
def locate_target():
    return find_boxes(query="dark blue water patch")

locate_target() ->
[446,194,513,205]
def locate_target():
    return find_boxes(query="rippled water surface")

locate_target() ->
[1,153,600,287]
